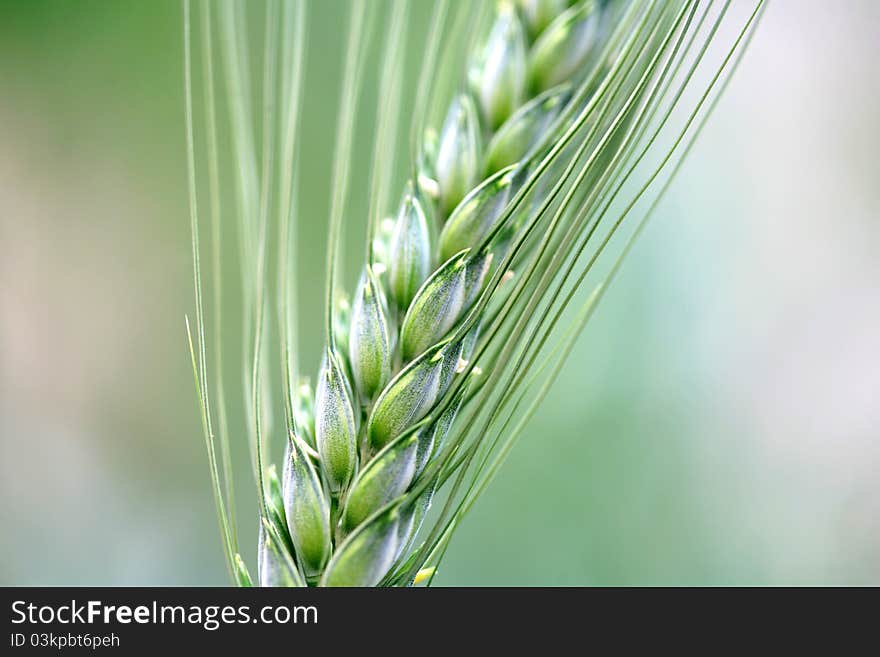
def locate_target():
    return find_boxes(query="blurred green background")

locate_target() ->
[1,0,878,585]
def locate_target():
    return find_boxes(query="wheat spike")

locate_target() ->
[184,0,766,586]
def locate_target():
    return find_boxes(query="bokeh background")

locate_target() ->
[1,0,878,585]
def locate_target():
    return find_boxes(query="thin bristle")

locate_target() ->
[366,0,409,264]
[200,0,238,553]
[325,0,374,345]
[183,0,235,580]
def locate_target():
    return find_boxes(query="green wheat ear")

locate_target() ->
[184,0,766,587]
